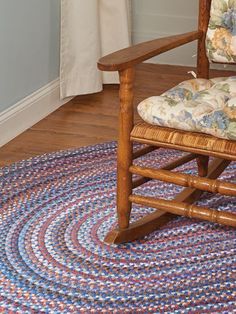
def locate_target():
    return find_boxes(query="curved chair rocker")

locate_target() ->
[98,0,236,244]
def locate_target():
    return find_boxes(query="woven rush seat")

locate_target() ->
[131,122,236,161]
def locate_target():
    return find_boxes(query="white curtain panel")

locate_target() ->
[60,0,131,99]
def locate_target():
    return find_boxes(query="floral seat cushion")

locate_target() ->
[206,0,236,63]
[137,77,236,140]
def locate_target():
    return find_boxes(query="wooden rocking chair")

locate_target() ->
[98,0,236,244]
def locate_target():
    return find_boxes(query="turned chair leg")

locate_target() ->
[104,67,135,244]
[116,68,135,229]
[197,155,209,177]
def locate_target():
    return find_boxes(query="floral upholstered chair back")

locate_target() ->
[206,0,236,62]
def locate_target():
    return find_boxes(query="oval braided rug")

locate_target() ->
[0,142,236,313]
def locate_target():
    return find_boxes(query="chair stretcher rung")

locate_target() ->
[133,145,157,159]
[132,153,197,189]
[130,165,236,196]
[129,194,236,227]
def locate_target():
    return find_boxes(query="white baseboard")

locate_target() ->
[0,79,72,148]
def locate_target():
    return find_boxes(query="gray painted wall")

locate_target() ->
[0,0,60,113]
[132,0,199,65]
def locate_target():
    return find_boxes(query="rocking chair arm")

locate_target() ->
[98,31,202,72]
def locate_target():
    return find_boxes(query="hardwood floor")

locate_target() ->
[0,63,234,167]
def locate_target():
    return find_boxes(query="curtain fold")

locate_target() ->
[60,0,131,99]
